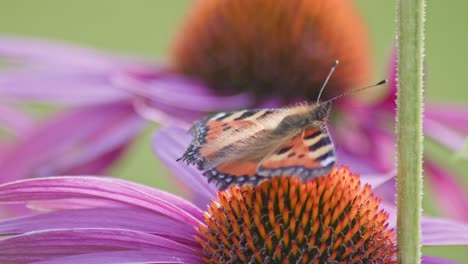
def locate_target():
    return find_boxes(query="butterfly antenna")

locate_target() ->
[326,79,387,102]
[316,60,339,103]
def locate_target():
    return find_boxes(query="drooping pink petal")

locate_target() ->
[331,108,395,174]
[0,228,198,264]
[26,197,131,211]
[142,76,252,111]
[0,176,203,225]
[383,202,468,246]
[0,104,34,137]
[152,126,217,208]
[426,104,468,133]
[0,36,253,128]
[359,171,395,190]
[0,103,142,183]
[0,208,198,246]
[0,36,138,70]
[422,256,461,264]
[0,68,130,105]
[421,216,468,246]
[114,73,252,125]
[425,118,468,159]
[365,125,395,172]
[32,250,201,264]
[335,149,378,174]
[425,162,468,221]
[377,48,398,111]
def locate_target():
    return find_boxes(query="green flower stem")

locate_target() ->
[396,0,425,263]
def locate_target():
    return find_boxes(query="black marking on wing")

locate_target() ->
[304,130,322,140]
[178,115,213,166]
[308,136,332,152]
[177,144,205,169]
[258,110,274,119]
[276,146,293,155]
[315,151,334,163]
[257,163,335,183]
[204,169,269,190]
[234,110,257,120]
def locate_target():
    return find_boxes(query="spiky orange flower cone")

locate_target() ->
[196,168,396,263]
[172,0,371,103]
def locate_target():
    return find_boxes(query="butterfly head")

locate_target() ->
[315,100,332,121]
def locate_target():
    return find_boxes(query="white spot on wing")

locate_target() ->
[210,112,227,120]
[320,156,335,166]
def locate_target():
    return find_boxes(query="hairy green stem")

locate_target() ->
[396,0,425,263]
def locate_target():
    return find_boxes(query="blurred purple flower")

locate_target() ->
[0,104,34,140]
[0,36,251,123]
[0,165,467,263]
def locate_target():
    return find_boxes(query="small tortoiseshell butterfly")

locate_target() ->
[179,61,385,189]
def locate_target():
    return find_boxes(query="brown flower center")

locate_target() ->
[196,168,396,263]
[172,0,371,103]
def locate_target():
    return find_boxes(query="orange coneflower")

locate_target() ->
[172,0,371,102]
[197,169,396,263]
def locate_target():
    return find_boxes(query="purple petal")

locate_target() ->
[117,74,252,111]
[115,73,252,125]
[359,171,395,190]
[32,250,201,264]
[421,216,468,246]
[335,149,379,174]
[426,104,468,133]
[0,208,199,246]
[422,256,461,264]
[152,126,217,208]
[0,68,130,105]
[26,197,131,211]
[0,176,203,225]
[331,113,395,174]
[0,103,142,183]
[145,77,252,111]
[382,202,468,246]
[0,36,131,70]
[376,48,398,111]
[131,97,200,127]
[0,104,34,137]
[425,118,468,158]
[0,228,197,264]
[425,162,468,221]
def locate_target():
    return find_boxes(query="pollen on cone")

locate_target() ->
[197,167,396,263]
[172,0,371,103]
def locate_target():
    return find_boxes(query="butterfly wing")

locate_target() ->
[179,108,278,170]
[257,127,336,181]
[204,160,270,190]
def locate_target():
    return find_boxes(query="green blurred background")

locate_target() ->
[0,0,466,262]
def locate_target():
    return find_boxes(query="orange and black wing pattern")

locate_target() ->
[257,127,336,181]
[179,109,276,170]
[203,160,270,190]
